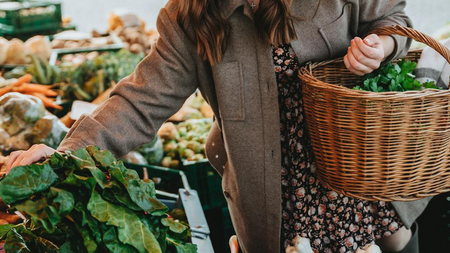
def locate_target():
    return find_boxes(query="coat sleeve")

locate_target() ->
[357,0,413,63]
[57,5,199,157]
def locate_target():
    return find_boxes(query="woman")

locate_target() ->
[7,0,428,252]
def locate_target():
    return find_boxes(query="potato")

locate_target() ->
[122,42,130,51]
[51,39,65,49]
[115,26,125,37]
[128,32,142,45]
[130,43,144,54]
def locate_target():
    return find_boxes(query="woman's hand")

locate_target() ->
[344,34,395,76]
[5,144,57,174]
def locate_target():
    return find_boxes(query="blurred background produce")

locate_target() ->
[2,1,448,252]
[0,92,68,155]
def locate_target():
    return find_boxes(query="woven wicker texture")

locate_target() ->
[298,25,450,201]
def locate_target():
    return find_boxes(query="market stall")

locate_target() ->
[0,1,232,252]
[1,0,450,253]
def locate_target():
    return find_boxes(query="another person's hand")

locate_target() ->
[344,34,394,76]
[5,144,57,174]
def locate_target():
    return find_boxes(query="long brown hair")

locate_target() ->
[177,0,298,65]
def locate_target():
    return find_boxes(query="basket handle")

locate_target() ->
[371,25,450,64]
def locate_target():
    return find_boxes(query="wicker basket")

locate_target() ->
[298,25,450,201]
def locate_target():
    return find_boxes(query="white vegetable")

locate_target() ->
[0,37,9,65]
[25,36,52,60]
[356,243,382,253]
[285,235,314,253]
[6,39,29,65]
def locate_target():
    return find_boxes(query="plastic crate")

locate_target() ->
[183,160,227,210]
[124,160,227,211]
[0,1,62,36]
[124,162,184,195]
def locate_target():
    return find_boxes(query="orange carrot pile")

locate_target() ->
[0,74,62,110]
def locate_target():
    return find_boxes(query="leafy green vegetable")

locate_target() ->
[0,163,58,205]
[88,191,162,253]
[353,59,440,92]
[0,146,196,253]
[5,228,30,253]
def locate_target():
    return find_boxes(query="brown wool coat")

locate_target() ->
[58,0,432,252]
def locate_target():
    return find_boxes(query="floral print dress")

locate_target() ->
[273,44,404,253]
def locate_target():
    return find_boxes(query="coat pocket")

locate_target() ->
[212,61,245,121]
[319,3,353,59]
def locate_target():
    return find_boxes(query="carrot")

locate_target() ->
[0,86,12,97]
[12,84,58,96]
[29,92,63,110]
[12,74,33,87]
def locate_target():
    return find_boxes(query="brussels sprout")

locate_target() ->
[161,156,172,168]
[186,141,203,154]
[181,149,195,159]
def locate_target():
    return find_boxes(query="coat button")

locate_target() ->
[223,190,231,198]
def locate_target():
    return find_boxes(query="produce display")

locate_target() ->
[108,12,159,55]
[169,93,213,121]
[0,8,218,252]
[114,26,159,55]
[58,49,144,102]
[58,51,101,66]
[0,74,61,110]
[0,93,68,154]
[352,60,439,92]
[160,119,211,168]
[122,119,212,169]
[5,54,62,85]
[0,36,52,65]
[0,146,197,253]
[51,30,119,50]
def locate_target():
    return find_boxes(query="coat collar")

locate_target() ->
[223,0,254,20]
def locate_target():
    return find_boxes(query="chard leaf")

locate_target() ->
[73,202,102,244]
[70,149,96,169]
[161,218,188,234]
[166,234,198,253]
[58,173,96,192]
[13,187,74,232]
[103,226,138,253]
[0,224,17,240]
[110,163,167,215]
[86,145,117,169]
[87,191,162,253]
[76,225,98,253]
[35,236,59,253]
[5,228,30,253]
[140,216,167,253]
[49,152,66,168]
[70,149,111,189]
[0,163,58,205]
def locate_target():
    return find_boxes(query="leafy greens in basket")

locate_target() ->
[0,146,197,253]
[353,59,440,92]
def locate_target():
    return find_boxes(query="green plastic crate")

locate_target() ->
[0,1,62,35]
[183,160,227,210]
[124,160,227,211]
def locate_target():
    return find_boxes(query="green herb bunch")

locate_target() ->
[353,59,440,92]
[0,146,197,253]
